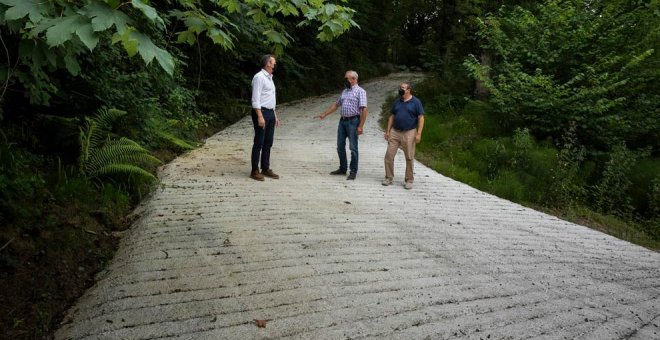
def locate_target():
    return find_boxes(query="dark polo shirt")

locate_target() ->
[391,96,424,130]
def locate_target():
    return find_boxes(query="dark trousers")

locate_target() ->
[251,108,276,172]
[337,116,359,174]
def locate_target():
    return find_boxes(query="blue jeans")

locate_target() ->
[337,117,359,174]
[251,108,276,171]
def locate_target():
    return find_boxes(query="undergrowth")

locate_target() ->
[383,76,660,250]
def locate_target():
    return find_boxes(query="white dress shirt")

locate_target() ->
[251,69,276,110]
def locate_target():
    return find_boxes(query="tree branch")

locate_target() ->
[197,34,202,91]
[0,238,14,253]
[0,29,12,104]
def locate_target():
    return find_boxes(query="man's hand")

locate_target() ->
[275,117,280,127]
[357,126,363,135]
[258,116,265,128]
[415,134,421,144]
[384,132,390,141]
[316,113,325,120]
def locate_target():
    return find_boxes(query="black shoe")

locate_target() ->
[347,172,356,180]
[330,169,347,175]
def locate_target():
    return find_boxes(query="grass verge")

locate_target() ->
[381,76,660,250]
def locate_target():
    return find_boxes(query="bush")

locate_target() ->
[0,140,48,225]
[488,170,527,202]
[79,42,203,152]
[591,142,649,217]
[511,128,534,170]
[78,109,161,189]
[461,100,503,137]
[471,138,510,180]
[452,150,488,176]
[628,158,660,219]
[549,123,586,207]
[527,147,557,181]
[465,1,660,151]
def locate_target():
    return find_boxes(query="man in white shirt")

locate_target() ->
[250,54,280,181]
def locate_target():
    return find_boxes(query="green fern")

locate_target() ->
[79,108,126,168]
[79,109,161,182]
[95,164,158,180]
[154,129,196,150]
[148,118,197,151]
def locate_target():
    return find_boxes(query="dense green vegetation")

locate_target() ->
[410,89,659,249]
[0,1,393,337]
[0,0,658,337]
[402,0,659,248]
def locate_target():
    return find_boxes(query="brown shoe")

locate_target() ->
[250,170,264,181]
[261,169,280,179]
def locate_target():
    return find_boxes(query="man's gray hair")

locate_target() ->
[346,70,359,80]
[261,54,274,67]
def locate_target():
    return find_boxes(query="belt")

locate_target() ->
[393,127,414,132]
[260,107,275,111]
[340,115,360,121]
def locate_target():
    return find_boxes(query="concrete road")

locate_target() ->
[56,73,660,339]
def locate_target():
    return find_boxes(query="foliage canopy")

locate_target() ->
[464,0,659,151]
[0,0,358,105]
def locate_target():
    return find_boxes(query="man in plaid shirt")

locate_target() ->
[317,70,368,180]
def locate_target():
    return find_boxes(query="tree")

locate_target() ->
[464,0,659,150]
[0,0,359,106]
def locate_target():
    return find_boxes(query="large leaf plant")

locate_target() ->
[79,108,161,182]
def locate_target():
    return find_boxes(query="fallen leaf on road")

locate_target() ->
[255,319,267,328]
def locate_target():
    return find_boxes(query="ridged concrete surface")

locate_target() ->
[56,73,660,340]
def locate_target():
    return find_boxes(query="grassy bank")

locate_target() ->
[382,77,660,250]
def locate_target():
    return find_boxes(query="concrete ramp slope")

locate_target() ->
[56,73,659,339]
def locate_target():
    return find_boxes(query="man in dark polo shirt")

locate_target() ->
[382,81,425,189]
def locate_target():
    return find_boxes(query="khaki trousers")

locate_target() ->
[384,128,417,183]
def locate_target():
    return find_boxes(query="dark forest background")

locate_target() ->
[0,0,657,337]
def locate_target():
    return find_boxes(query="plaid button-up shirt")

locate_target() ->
[336,84,367,117]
